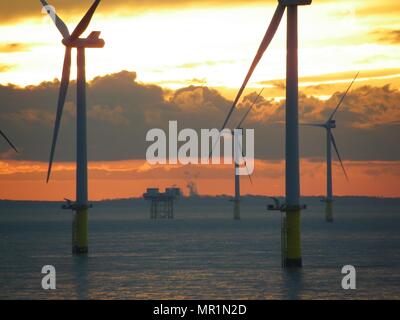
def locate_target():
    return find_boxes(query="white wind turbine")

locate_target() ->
[302,72,359,222]
[230,89,263,220]
[40,0,104,255]
[218,0,312,268]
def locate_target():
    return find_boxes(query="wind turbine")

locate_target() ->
[218,0,312,268]
[40,0,104,255]
[0,130,18,153]
[302,72,359,223]
[230,89,263,220]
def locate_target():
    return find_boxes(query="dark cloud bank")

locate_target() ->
[0,70,399,162]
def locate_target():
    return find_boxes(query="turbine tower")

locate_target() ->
[0,130,18,153]
[218,0,312,268]
[232,128,243,220]
[230,89,263,220]
[40,0,104,255]
[302,73,359,222]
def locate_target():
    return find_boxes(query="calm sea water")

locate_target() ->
[0,197,399,300]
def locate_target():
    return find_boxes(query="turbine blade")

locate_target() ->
[236,88,265,129]
[220,4,285,131]
[236,137,253,185]
[330,132,349,182]
[244,160,253,185]
[300,123,326,128]
[0,130,18,153]
[328,72,360,121]
[40,0,70,39]
[70,0,101,41]
[47,47,71,183]
[209,4,285,158]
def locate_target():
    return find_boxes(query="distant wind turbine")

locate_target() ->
[217,0,312,268]
[0,130,18,153]
[230,89,263,220]
[40,0,104,255]
[302,72,359,222]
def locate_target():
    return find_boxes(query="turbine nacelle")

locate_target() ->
[62,32,105,48]
[279,0,312,6]
[326,119,336,129]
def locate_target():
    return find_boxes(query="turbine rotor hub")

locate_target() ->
[327,120,336,129]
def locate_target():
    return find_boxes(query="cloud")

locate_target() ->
[0,64,14,73]
[0,43,34,53]
[176,60,235,69]
[260,69,400,88]
[370,29,400,44]
[0,70,400,163]
[356,2,400,18]
[1,159,400,200]
[0,0,281,24]
[2,0,395,26]
[256,69,400,100]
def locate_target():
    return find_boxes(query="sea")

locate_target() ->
[0,196,399,300]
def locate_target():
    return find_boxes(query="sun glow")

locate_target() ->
[0,1,399,91]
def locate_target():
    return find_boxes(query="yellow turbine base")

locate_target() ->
[285,209,302,268]
[72,209,88,255]
[325,201,333,223]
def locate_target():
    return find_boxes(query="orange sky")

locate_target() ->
[0,159,399,200]
[1,0,400,92]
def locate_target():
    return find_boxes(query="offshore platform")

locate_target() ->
[143,187,181,219]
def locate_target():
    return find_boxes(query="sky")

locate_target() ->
[0,0,400,200]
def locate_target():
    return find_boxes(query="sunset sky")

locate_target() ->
[1,0,400,200]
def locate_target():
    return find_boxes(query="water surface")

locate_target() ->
[1,197,399,300]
